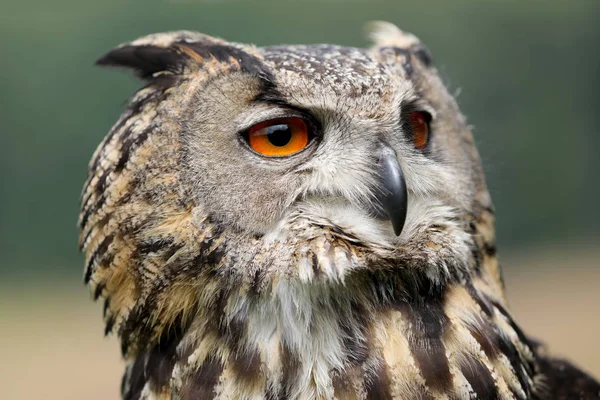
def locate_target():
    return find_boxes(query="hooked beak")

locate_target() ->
[376,146,408,236]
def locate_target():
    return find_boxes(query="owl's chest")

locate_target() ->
[143,281,535,399]
[184,285,534,399]
[187,282,461,399]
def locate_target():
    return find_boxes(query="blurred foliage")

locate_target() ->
[1,0,599,279]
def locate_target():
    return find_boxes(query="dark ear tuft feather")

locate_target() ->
[95,32,273,92]
[95,45,188,80]
[95,40,271,83]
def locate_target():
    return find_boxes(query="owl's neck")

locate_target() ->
[122,257,537,399]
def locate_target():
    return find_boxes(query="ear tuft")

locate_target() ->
[365,21,420,49]
[366,21,433,67]
[96,45,185,80]
[95,31,228,80]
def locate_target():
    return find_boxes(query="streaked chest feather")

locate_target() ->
[127,276,536,400]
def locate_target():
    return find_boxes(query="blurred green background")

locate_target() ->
[1,1,599,399]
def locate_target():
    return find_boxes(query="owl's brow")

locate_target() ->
[250,84,322,123]
[251,80,286,106]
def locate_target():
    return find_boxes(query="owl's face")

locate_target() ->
[81,25,494,354]
[182,41,480,258]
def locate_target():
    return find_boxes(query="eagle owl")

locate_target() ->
[79,22,600,399]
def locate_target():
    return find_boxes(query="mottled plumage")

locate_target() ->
[79,23,600,399]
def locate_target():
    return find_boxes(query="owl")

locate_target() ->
[79,22,600,399]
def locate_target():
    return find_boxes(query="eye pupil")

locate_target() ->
[266,124,293,147]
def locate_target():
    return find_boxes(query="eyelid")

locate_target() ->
[404,100,436,121]
[238,109,321,141]
[238,106,305,129]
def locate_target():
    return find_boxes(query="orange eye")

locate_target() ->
[247,117,311,157]
[408,111,430,150]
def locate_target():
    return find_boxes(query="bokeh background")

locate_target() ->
[1,0,599,398]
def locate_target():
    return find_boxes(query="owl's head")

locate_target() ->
[80,23,498,355]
